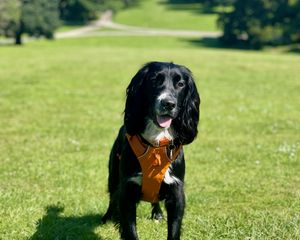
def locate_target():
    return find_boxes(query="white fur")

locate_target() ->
[129,170,180,186]
[164,168,181,185]
[142,119,174,146]
[128,175,142,186]
[157,92,169,101]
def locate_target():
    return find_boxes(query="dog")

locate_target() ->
[102,61,200,240]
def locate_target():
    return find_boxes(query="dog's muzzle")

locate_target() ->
[155,94,178,128]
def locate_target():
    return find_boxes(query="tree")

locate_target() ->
[19,0,60,44]
[284,0,300,43]
[0,0,21,39]
[58,0,138,23]
[218,0,300,48]
[0,0,60,45]
[59,0,98,23]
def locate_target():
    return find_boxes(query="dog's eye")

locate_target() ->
[176,80,185,88]
[155,74,165,86]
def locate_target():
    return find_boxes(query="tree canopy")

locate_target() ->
[0,0,21,38]
[0,0,59,45]
[218,0,300,48]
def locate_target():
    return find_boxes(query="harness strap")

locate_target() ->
[126,134,182,203]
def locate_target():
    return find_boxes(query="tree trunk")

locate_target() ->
[15,31,22,45]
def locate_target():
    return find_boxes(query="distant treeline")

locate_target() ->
[217,0,300,48]
[171,0,300,48]
[1,0,299,48]
[0,0,136,45]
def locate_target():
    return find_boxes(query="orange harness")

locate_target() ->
[126,134,182,203]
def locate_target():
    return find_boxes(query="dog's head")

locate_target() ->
[124,62,200,145]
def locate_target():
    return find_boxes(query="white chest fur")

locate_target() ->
[141,119,174,146]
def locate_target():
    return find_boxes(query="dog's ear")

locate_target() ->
[124,63,150,135]
[174,66,200,145]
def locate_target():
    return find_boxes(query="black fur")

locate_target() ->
[102,62,200,240]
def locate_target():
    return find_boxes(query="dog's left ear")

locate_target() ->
[174,66,200,145]
[124,63,150,135]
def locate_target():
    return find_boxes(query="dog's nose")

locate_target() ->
[161,99,176,111]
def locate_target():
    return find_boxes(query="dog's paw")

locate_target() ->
[151,210,164,221]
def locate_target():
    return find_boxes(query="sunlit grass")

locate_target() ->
[115,0,219,31]
[0,36,299,239]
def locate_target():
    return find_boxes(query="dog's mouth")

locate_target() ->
[156,115,173,128]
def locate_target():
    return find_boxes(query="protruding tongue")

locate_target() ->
[157,115,172,128]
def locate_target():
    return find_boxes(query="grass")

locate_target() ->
[114,0,219,31]
[0,35,300,239]
[56,22,86,33]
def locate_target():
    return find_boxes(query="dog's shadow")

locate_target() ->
[30,204,103,240]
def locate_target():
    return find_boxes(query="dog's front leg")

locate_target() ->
[165,183,185,240]
[119,180,141,240]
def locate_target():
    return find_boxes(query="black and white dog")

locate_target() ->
[102,62,200,240]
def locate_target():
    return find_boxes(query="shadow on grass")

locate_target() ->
[30,204,103,240]
[185,37,254,51]
[159,0,223,14]
[186,37,300,53]
[287,45,300,54]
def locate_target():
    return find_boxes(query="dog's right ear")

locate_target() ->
[124,63,150,135]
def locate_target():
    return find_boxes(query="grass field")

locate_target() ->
[57,24,85,33]
[1,35,300,239]
[114,0,219,31]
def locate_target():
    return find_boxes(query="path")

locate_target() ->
[1,10,221,44]
[56,10,221,39]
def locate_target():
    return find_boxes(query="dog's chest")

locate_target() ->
[127,132,182,203]
[141,119,174,146]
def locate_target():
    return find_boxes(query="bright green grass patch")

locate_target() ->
[0,36,300,239]
[115,0,219,31]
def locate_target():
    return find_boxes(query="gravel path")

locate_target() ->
[56,10,221,39]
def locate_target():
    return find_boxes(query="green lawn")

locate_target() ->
[1,36,300,239]
[114,0,219,31]
[57,24,84,33]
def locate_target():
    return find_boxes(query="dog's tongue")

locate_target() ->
[157,115,172,128]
